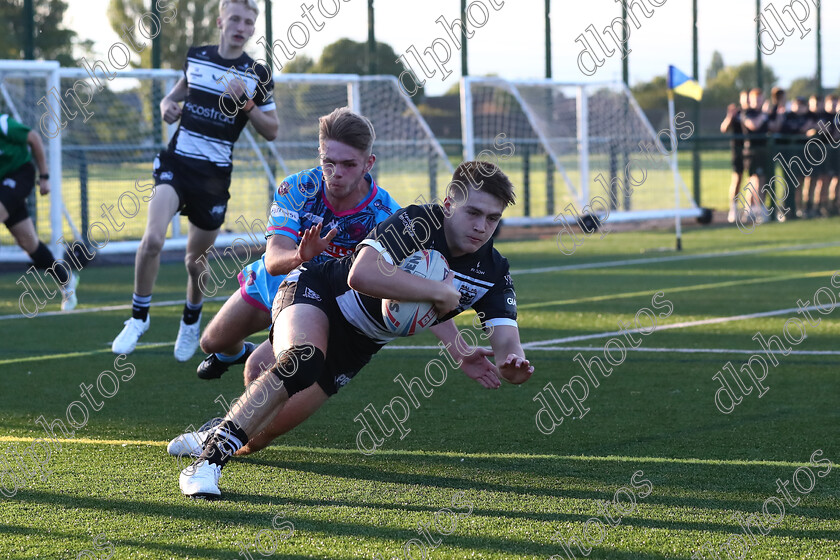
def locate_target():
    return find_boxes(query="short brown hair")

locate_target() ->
[318,107,376,155]
[448,161,516,208]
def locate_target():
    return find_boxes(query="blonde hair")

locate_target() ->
[319,107,376,155]
[220,0,259,17]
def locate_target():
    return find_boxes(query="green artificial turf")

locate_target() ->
[1,218,839,559]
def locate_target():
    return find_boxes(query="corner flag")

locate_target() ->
[668,65,702,101]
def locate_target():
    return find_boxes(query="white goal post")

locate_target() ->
[460,76,704,227]
[0,62,453,263]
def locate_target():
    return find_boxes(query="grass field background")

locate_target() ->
[1,218,839,559]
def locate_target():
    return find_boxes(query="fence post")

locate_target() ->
[523,144,531,217]
[429,148,437,201]
[608,139,618,210]
[79,150,89,237]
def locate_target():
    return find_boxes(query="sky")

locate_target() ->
[64,0,838,96]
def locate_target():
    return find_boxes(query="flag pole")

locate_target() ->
[667,89,682,251]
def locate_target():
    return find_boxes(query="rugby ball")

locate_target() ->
[382,249,450,336]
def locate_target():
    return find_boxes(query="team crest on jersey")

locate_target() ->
[459,284,479,306]
[277,181,291,196]
[373,200,393,215]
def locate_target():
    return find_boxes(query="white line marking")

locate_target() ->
[522,305,824,348]
[510,240,840,275]
[0,296,228,321]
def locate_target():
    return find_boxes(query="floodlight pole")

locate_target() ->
[544,0,551,79]
[816,0,822,96]
[621,1,628,86]
[368,0,376,74]
[461,0,468,77]
[692,0,700,205]
[755,0,763,90]
[265,0,273,73]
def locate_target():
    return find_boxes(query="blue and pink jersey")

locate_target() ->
[238,167,401,312]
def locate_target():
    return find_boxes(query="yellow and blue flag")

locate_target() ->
[668,65,702,101]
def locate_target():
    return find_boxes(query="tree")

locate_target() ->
[108,0,217,69]
[702,61,778,107]
[0,0,77,65]
[631,75,668,110]
[705,51,724,83]
[788,77,818,99]
[281,54,315,74]
[309,38,404,77]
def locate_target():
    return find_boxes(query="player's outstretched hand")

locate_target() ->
[296,222,337,263]
[161,97,182,124]
[459,347,501,389]
[499,353,534,385]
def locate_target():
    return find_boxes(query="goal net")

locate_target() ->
[0,63,452,262]
[461,77,702,226]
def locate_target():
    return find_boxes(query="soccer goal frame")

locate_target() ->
[460,76,703,227]
[0,63,452,263]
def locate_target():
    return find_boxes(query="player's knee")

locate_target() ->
[244,354,269,386]
[199,330,216,354]
[268,344,324,397]
[139,232,166,256]
[184,252,205,278]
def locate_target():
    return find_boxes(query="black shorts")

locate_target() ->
[731,153,744,175]
[745,149,772,177]
[269,264,384,396]
[153,152,231,231]
[0,161,36,227]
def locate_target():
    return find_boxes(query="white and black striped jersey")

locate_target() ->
[164,45,275,175]
[328,204,518,344]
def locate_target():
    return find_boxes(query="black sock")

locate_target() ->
[132,293,151,321]
[201,420,248,468]
[183,301,202,325]
[29,241,69,284]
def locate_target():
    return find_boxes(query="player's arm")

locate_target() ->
[486,324,533,385]
[26,130,49,195]
[161,77,187,124]
[720,104,737,133]
[742,112,766,131]
[264,222,336,276]
[347,245,461,317]
[243,101,278,141]
[430,319,501,389]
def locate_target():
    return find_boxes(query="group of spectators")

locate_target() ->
[720,86,840,223]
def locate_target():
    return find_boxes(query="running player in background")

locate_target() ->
[720,91,748,223]
[1,113,79,310]
[111,0,278,361]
